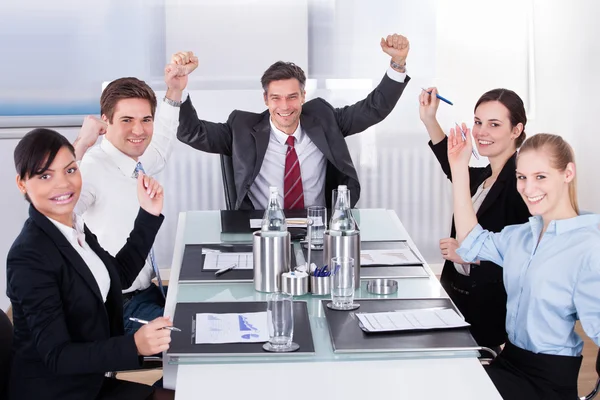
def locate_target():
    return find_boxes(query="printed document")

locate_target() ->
[195,312,269,344]
[360,247,422,266]
[203,252,253,270]
[356,308,470,333]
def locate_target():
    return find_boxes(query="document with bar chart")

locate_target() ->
[195,312,269,344]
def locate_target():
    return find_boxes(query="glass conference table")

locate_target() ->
[162,209,501,399]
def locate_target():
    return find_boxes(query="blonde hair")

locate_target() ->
[518,134,579,214]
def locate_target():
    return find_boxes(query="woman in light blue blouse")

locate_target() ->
[447,129,600,400]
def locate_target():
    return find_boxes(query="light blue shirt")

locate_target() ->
[456,214,600,356]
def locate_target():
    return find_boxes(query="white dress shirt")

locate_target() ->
[249,120,327,208]
[75,100,179,293]
[48,214,111,302]
[248,67,407,209]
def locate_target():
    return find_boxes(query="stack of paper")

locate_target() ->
[356,308,470,333]
[360,248,422,266]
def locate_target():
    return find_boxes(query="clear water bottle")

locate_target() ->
[329,185,357,235]
[261,187,288,236]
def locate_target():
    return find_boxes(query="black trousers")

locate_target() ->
[485,341,582,400]
[440,263,508,348]
[96,377,154,400]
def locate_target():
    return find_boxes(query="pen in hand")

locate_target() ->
[214,263,237,277]
[421,87,453,106]
[129,317,181,332]
[455,122,480,160]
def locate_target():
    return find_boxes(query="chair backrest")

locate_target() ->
[220,154,237,210]
[0,308,13,397]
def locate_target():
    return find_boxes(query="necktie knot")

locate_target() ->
[134,162,145,178]
[285,136,295,148]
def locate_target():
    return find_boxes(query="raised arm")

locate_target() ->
[448,124,478,242]
[73,116,107,161]
[109,173,165,288]
[167,51,234,155]
[419,87,446,145]
[334,34,411,137]
[448,125,515,265]
[139,59,191,174]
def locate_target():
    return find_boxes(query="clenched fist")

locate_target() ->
[380,34,410,67]
[165,51,199,92]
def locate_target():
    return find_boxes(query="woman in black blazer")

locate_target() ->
[419,88,531,350]
[7,129,174,400]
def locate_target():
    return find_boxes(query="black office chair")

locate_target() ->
[105,355,163,379]
[220,154,237,210]
[477,346,498,366]
[0,308,14,398]
[581,348,600,400]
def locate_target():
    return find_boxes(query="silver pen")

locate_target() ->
[129,317,181,332]
[214,263,237,276]
[455,122,480,160]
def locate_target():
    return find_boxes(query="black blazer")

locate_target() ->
[177,73,410,210]
[6,205,164,400]
[429,137,530,347]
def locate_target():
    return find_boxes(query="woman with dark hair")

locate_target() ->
[449,131,600,399]
[419,88,531,350]
[7,128,174,400]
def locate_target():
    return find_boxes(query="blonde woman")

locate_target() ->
[448,130,600,399]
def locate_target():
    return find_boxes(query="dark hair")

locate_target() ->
[100,77,157,123]
[260,61,306,93]
[14,128,75,202]
[474,89,527,148]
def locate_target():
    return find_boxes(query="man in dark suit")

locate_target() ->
[171,33,411,209]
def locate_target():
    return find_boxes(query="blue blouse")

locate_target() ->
[457,214,600,356]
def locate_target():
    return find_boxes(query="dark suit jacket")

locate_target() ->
[6,206,164,400]
[177,73,410,209]
[429,137,530,347]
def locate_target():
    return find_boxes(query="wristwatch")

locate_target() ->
[390,59,407,73]
[163,96,182,107]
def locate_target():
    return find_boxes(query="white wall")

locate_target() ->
[530,0,600,213]
[434,0,600,215]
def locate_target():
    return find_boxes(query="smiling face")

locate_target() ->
[472,101,523,159]
[516,148,575,218]
[16,146,81,225]
[264,78,305,134]
[103,98,154,160]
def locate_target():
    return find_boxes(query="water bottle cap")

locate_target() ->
[269,186,278,193]
[338,185,347,191]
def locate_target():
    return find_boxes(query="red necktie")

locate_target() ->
[284,136,304,209]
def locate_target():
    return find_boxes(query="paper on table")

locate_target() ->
[356,308,470,333]
[203,252,253,271]
[249,218,320,229]
[195,312,269,344]
[360,248,422,266]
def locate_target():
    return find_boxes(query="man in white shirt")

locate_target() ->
[174,33,411,210]
[73,58,193,334]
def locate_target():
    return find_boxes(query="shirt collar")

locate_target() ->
[47,213,86,246]
[100,138,139,178]
[269,118,303,145]
[529,213,600,236]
